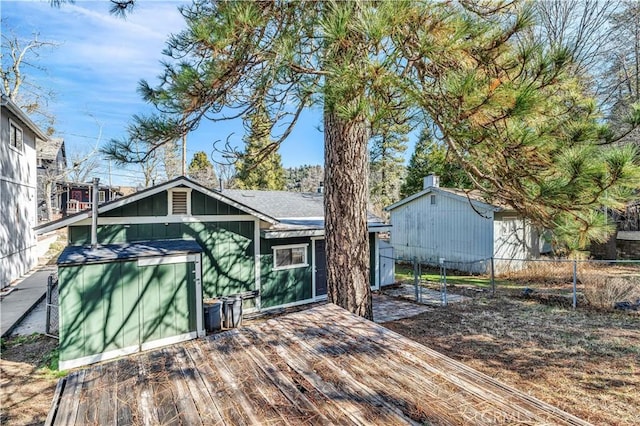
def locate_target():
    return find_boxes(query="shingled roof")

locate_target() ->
[221,189,324,219]
[37,138,65,161]
[221,189,388,238]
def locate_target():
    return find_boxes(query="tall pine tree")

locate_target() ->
[401,127,471,198]
[188,151,217,188]
[103,1,640,316]
[369,114,408,215]
[235,102,285,190]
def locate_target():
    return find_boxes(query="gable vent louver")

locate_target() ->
[172,191,188,214]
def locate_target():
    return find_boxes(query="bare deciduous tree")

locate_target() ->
[0,24,58,133]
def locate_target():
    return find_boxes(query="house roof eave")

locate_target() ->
[35,177,279,235]
[1,94,49,141]
[385,187,503,213]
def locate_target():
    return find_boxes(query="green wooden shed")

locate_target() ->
[36,177,390,369]
[56,240,203,369]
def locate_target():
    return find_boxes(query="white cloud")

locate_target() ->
[1,0,189,159]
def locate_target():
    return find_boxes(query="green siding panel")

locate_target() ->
[139,262,195,342]
[192,190,244,215]
[66,221,257,300]
[102,192,168,217]
[259,237,312,309]
[59,262,142,361]
[69,226,90,246]
[99,189,246,218]
[58,260,197,364]
[198,222,255,298]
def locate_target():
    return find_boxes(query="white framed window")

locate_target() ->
[273,244,308,270]
[98,191,106,203]
[168,188,192,215]
[430,195,436,205]
[8,119,23,153]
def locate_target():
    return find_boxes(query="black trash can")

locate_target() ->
[204,300,222,332]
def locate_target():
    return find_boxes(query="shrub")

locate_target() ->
[583,275,640,309]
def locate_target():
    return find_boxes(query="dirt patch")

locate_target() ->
[383,295,640,426]
[0,335,61,425]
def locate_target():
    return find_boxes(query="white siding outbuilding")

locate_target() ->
[385,175,546,273]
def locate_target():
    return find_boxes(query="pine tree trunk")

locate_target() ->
[324,109,372,320]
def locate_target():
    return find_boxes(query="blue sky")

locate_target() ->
[2,0,329,186]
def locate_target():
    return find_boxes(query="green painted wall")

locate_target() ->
[102,192,168,217]
[68,221,255,299]
[58,260,197,363]
[195,221,255,298]
[192,190,244,215]
[99,188,245,217]
[260,237,312,308]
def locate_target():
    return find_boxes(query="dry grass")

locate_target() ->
[582,275,640,309]
[384,295,640,426]
[0,335,60,425]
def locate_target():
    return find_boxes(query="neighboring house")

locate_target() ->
[591,200,640,259]
[35,177,389,369]
[0,94,48,289]
[58,181,123,216]
[37,137,67,222]
[616,200,640,258]
[385,175,547,273]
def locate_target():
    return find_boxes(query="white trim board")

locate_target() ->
[263,227,390,239]
[59,332,197,370]
[59,331,199,370]
[253,218,262,311]
[71,215,257,226]
[59,345,140,371]
[140,332,198,352]
[194,254,205,337]
[137,254,198,267]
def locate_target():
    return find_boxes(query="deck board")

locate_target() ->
[47,303,592,426]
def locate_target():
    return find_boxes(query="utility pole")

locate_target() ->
[91,177,99,248]
[181,115,188,177]
[182,133,187,176]
[108,160,112,187]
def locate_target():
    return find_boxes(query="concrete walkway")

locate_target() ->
[372,293,432,323]
[0,265,56,337]
[380,283,467,306]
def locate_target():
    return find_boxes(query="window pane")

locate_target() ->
[274,246,307,269]
[16,127,22,149]
[275,249,292,267]
[291,247,305,264]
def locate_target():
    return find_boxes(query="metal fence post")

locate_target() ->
[572,260,577,310]
[418,262,423,303]
[439,258,448,306]
[490,257,496,296]
[45,274,53,336]
[413,257,419,302]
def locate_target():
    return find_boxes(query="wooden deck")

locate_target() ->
[47,304,590,425]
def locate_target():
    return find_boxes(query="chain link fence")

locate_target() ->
[46,272,59,338]
[389,255,640,311]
